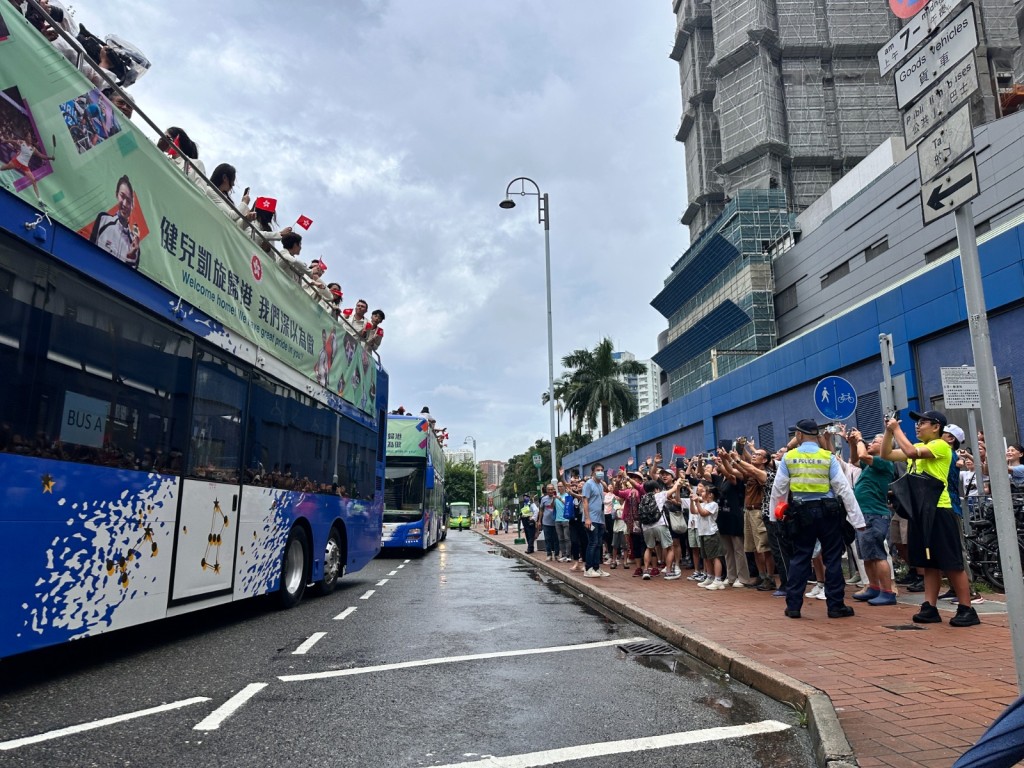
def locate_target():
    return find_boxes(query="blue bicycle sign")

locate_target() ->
[814,376,857,421]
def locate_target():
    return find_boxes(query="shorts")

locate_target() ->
[643,525,672,550]
[611,531,627,551]
[9,159,30,173]
[699,532,725,560]
[908,506,965,571]
[889,515,908,545]
[687,528,699,548]
[670,527,687,542]
[856,514,891,561]
[743,508,770,553]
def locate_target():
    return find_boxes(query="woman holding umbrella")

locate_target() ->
[882,410,980,627]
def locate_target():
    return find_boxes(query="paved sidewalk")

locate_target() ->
[483,529,1019,768]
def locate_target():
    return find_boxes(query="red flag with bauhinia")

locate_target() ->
[672,445,686,456]
[296,215,313,230]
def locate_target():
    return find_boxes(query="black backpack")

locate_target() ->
[637,493,661,526]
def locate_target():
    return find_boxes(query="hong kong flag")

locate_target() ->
[296,215,313,230]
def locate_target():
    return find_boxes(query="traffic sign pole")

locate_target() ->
[954,201,1024,691]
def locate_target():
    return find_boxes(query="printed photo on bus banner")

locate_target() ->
[0,5,375,414]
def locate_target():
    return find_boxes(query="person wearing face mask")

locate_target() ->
[582,464,610,578]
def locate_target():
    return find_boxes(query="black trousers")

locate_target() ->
[785,506,846,613]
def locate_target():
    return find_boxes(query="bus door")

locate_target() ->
[170,348,249,602]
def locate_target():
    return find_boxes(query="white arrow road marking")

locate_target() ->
[279,637,648,682]
[0,697,211,751]
[426,720,792,767]
[193,683,268,731]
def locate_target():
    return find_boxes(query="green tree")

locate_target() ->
[444,459,484,509]
[560,337,646,437]
[497,432,593,504]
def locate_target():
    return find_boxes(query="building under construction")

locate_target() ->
[654,0,1024,401]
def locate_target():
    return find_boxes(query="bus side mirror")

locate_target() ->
[426,466,435,489]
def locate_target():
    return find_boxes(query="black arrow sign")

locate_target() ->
[927,172,974,210]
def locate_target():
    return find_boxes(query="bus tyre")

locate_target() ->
[278,525,309,609]
[315,526,344,596]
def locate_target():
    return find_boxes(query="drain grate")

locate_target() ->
[884,624,927,631]
[619,641,677,655]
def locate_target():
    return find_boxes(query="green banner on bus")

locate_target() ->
[0,9,375,413]
[386,417,432,457]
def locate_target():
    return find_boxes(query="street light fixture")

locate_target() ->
[500,176,558,489]
[464,436,477,519]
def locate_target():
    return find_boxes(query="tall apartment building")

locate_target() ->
[610,351,662,419]
[656,0,1023,401]
[444,447,474,465]
[478,460,505,491]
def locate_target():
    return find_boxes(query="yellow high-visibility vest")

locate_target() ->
[784,447,832,494]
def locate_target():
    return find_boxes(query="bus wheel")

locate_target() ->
[278,526,309,609]
[315,526,344,596]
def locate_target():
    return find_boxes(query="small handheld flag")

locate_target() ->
[296,215,313,230]
[672,445,687,456]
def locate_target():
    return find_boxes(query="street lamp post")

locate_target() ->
[501,177,558,488]
[464,436,477,520]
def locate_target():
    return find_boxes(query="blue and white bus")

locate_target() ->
[0,7,387,658]
[382,415,447,551]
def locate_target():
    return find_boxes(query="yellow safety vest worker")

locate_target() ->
[784,447,833,495]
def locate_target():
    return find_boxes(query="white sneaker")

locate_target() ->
[664,570,682,581]
[805,584,823,598]
[699,577,715,587]
[731,579,746,588]
[707,580,726,590]
[815,590,827,600]
[599,569,611,577]
[583,569,600,578]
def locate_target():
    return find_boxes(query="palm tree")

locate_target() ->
[541,375,581,434]
[559,338,647,437]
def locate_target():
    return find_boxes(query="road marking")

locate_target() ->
[359,589,375,600]
[388,570,398,576]
[279,637,648,682]
[193,683,268,731]
[333,607,357,621]
[403,559,411,563]
[292,632,327,655]
[376,578,389,586]
[0,697,211,750]
[397,564,405,569]
[426,721,792,767]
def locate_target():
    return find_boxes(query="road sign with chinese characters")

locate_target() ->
[894,4,977,109]
[940,366,980,408]
[878,0,960,75]
[921,153,979,225]
[917,103,974,183]
[902,54,979,149]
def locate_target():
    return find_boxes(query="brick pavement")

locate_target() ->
[486,530,1018,768]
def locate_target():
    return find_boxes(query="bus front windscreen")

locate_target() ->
[384,463,425,522]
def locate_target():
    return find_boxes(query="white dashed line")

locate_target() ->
[427,721,792,767]
[193,683,268,731]
[397,564,405,569]
[388,570,398,576]
[279,637,648,682]
[0,697,211,751]
[292,632,327,655]
[376,579,389,586]
[403,559,411,563]
[333,607,357,621]
[359,589,375,600]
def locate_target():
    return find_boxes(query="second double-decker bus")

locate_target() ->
[0,7,388,658]
[382,414,447,551]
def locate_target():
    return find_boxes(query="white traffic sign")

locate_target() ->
[902,55,979,148]
[940,366,980,408]
[894,4,977,109]
[878,0,960,76]
[916,103,974,183]
[921,153,979,225]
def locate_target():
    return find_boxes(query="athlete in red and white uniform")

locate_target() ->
[1,136,52,199]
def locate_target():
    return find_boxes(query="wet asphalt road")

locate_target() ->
[0,532,813,767]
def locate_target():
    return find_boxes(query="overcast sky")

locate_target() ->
[81,1,686,465]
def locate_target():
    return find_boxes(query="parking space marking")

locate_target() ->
[279,636,648,682]
[333,607,357,621]
[0,697,211,751]
[427,720,792,767]
[359,589,375,600]
[376,579,389,586]
[193,683,268,731]
[292,632,327,655]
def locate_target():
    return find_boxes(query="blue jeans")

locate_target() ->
[586,523,605,571]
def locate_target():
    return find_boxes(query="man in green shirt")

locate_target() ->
[847,429,897,605]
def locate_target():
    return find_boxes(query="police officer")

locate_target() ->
[769,419,866,619]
